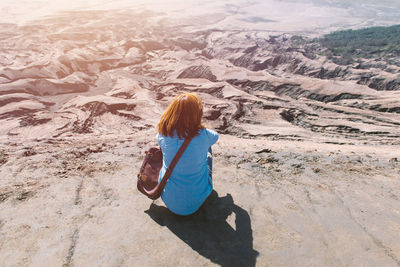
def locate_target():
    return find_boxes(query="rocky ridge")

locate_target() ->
[0,11,399,145]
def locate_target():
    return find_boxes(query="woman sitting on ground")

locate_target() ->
[157,93,219,216]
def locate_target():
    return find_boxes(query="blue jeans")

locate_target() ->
[207,147,213,179]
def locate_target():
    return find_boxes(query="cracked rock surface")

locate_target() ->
[1,136,399,266]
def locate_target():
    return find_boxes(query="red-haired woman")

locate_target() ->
[157,93,219,215]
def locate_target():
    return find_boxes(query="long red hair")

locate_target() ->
[158,93,205,138]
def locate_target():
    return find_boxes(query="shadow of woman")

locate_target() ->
[145,190,259,267]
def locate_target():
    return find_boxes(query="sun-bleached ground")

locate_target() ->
[1,134,399,266]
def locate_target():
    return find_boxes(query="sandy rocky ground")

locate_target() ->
[0,7,400,267]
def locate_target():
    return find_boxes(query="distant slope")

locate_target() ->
[318,24,400,64]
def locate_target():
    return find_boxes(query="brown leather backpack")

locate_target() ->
[137,136,193,200]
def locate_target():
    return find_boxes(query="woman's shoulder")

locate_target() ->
[199,128,218,136]
[198,128,219,144]
[158,129,218,140]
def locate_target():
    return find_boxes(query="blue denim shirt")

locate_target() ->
[157,128,219,215]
